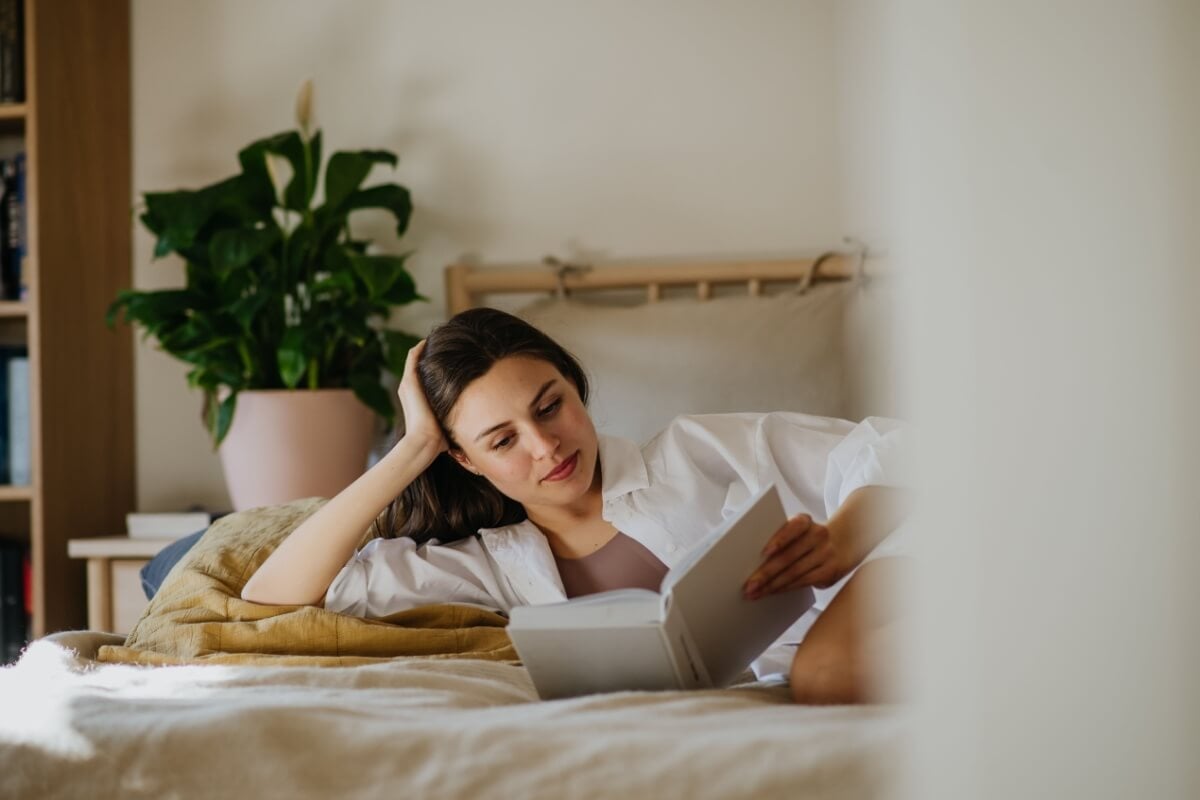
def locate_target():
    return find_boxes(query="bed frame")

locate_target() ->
[444,250,878,315]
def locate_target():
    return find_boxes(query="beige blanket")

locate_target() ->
[100,497,516,666]
[0,632,908,800]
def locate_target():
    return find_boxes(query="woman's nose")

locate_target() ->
[526,426,560,460]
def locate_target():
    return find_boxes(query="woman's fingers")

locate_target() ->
[761,513,812,558]
[398,340,426,394]
[396,340,448,452]
[760,548,837,596]
[744,517,820,595]
[744,520,833,598]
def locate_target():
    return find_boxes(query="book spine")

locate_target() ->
[8,352,28,484]
[661,597,712,690]
[15,151,24,299]
[12,0,22,103]
[0,542,27,664]
[1,156,19,301]
[0,0,14,104]
[0,345,10,485]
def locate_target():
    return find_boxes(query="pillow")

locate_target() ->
[517,282,867,444]
[97,497,516,666]
[139,528,206,600]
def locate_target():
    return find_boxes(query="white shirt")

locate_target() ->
[325,412,912,677]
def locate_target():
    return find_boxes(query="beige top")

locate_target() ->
[553,532,669,599]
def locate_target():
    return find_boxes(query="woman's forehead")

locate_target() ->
[448,356,566,430]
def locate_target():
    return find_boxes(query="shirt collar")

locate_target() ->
[597,433,649,502]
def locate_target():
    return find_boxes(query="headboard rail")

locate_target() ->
[444,253,874,315]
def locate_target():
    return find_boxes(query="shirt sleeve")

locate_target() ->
[323,535,512,618]
[821,415,913,518]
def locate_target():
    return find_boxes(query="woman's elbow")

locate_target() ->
[239,575,267,604]
[239,576,325,608]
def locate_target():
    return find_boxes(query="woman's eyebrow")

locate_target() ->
[473,379,558,442]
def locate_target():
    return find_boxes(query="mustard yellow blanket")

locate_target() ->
[97,497,517,666]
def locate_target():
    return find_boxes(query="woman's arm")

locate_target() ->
[826,485,913,571]
[745,485,912,599]
[240,434,442,606]
[241,341,446,607]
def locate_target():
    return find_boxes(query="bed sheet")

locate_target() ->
[0,631,909,800]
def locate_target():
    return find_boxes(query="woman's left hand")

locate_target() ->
[742,513,853,600]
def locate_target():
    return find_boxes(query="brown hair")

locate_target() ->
[374,307,589,544]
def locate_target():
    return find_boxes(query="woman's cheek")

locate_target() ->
[483,453,532,493]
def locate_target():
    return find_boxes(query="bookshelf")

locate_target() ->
[0,0,134,639]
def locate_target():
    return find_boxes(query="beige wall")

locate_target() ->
[131,0,842,511]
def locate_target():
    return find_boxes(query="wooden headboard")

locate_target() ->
[444,253,875,315]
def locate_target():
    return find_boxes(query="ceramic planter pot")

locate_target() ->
[218,388,377,511]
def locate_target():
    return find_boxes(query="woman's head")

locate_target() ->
[385,308,595,543]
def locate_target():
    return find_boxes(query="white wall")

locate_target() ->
[131,0,842,510]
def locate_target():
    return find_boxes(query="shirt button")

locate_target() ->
[667,544,678,553]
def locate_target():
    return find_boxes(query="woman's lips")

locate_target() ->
[542,452,579,482]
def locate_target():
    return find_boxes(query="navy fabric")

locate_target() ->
[140,529,207,600]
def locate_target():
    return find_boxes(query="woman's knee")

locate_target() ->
[789,638,869,705]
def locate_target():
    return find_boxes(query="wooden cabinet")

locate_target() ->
[0,0,134,638]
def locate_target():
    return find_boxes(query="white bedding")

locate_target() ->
[1,631,909,799]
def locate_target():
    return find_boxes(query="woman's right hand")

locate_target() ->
[397,340,449,458]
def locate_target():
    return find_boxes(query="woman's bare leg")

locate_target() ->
[788,557,911,704]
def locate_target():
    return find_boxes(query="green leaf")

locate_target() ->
[310,272,357,305]
[349,371,395,425]
[381,260,419,305]
[228,287,270,332]
[237,131,298,211]
[273,131,311,211]
[283,224,317,286]
[277,327,308,389]
[348,253,412,301]
[307,130,323,207]
[209,227,278,279]
[142,175,265,260]
[212,390,238,448]
[324,150,397,210]
[343,183,413,238]
[382,329,421,376]
[106,288,197,330]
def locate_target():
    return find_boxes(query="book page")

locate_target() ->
[507,588,662,629]
[664,484,816,687]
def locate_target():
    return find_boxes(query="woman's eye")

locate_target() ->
[492,436,513,451]
[537,399,562,418]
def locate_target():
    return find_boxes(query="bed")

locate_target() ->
[0,254,909,800]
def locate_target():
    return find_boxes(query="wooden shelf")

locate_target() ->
[18,0,135,638]
[68,536,175,559]
[0,484,32,501]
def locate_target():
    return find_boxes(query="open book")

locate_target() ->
[508,484,815,699]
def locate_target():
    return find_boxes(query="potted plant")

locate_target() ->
[108,82,422,510]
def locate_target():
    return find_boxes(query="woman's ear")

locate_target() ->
[448,448,480,475]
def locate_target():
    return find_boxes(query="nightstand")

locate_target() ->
[67,537,174,634]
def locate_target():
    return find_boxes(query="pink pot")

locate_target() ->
[218,388,377,511]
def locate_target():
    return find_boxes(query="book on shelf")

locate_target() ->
[0,343,26,486]
[0,0,24,105]
[126,511,214,540]
[0,152,25,301]
[0,539,29,665]
[6,349,26,484]
[507,484,815,699]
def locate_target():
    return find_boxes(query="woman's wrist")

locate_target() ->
[393,431,444,467]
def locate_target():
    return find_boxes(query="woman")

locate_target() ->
[242,308,912,703]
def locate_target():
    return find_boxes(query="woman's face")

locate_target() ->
[445,355,599,512]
